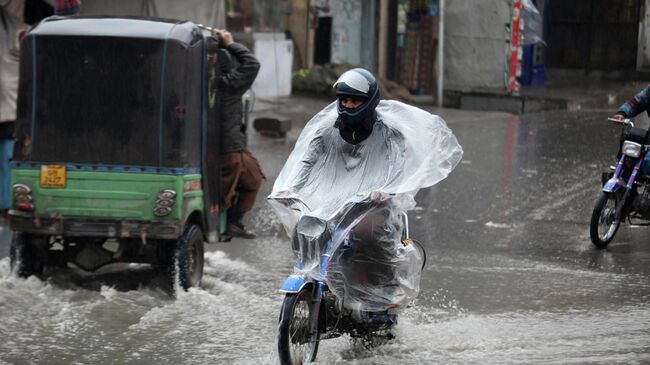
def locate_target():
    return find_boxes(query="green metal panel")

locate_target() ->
[220,209,228,234]
[11,169,203,221]
[182,188,205,223]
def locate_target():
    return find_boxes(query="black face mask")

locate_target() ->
[338,110,360,126]
[337,111,376,131]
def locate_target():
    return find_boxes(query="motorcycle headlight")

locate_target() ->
[622,141,642,158]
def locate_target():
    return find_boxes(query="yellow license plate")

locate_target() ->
[40,165,67,188]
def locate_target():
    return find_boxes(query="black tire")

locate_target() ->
[161,224,205,293]
[9,232,45,278]
[590,192,623,249]
[278,288,319,365]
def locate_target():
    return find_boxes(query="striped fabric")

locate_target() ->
[617,84,650,118]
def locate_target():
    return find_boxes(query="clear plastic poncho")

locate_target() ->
[269,100,463,311]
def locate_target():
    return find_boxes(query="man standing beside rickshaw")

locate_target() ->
[213,28,264,239]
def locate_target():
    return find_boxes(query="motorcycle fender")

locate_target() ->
[603,177,624,193]
[279,274,309,293]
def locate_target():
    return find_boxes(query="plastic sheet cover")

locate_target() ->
[269,100,462,311]
[522,0,545,45]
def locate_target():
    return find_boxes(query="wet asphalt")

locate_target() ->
[1,96,650,364]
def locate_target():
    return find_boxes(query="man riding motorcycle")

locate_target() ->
[613,84,650,120]
[269,68,463,312]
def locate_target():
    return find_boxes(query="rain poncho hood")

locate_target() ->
[269,100,462,311]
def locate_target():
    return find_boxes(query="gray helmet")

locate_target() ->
[333,68,380,124]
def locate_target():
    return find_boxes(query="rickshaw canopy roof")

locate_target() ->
[13,16,211,170]
[31,16,200,45]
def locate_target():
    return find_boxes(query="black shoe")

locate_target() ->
[227,223,257,239]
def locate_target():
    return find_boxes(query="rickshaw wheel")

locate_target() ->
[160,224,205,293]
[9,232,46,278]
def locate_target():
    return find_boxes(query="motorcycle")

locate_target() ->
[268,100,462,364]
[275,198,426,364]
[590,117,650,248]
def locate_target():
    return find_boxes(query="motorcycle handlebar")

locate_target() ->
[608,117,634,127]
[196,24,214,32]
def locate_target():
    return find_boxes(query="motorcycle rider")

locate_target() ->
[613,84,650,120]
[273,68,407,307]
[276,68,402,203]
[270,68,463,311]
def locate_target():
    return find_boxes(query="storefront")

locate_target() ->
[393,0,440,95]
[545,0,641,71]
[310,0,376,68]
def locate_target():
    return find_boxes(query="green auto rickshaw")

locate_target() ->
[8,16,228,292]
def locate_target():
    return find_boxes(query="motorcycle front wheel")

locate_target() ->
[590,192,623,249]
[278,288,320,365]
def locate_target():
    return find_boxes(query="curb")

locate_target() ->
[458,92,571,114]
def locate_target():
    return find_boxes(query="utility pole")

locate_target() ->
[378,0,389,78]
[437,0,445,107]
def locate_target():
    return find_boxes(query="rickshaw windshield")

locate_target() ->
[15,19,203,169]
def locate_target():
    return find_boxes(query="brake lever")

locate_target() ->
[608,117,634,127]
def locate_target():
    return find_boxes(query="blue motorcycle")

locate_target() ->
[590,117,650,248]
[276,201,426,364]
[268,99,462,364]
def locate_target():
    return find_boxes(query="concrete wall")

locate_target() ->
[316,0,363,65]
[330,0,363,65]
[316,0,375,68]
[444,0,511,93]
[360,0,376,70]
[286,0,311,69]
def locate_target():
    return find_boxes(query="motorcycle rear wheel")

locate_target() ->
[278,288,320,365]
[590,192,623,249]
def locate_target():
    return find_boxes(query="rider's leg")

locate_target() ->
[337,203,406,309]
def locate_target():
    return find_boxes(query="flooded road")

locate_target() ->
[2,106,650,364]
